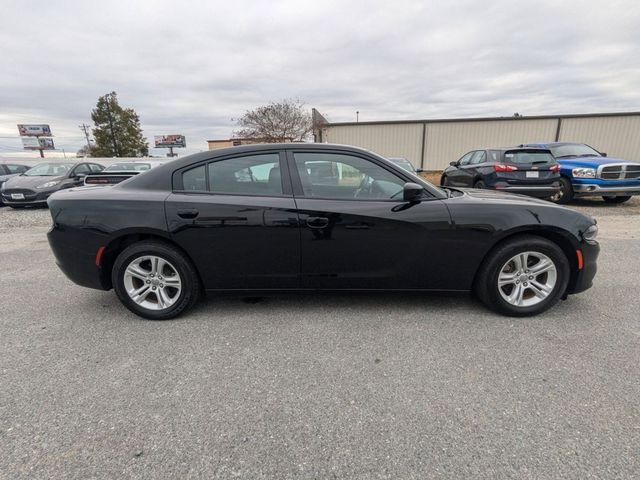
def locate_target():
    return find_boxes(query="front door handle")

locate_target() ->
[177,209,199,219]
[306,216,329,228]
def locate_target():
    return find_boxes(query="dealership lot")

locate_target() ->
[1,201,638,479]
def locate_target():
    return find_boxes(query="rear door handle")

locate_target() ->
[306,217,329,228]
[177,209,199,219]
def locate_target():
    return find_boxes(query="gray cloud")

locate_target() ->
[1,0,639,156]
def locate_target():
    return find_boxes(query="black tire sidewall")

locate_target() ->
[476,236,570,317]
[552,177,573,204]
[474,181,485,189]
[112,242,199,320]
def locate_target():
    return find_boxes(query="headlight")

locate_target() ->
[583,224,598,243]
[572,168,596,178]
[36,181,60,189]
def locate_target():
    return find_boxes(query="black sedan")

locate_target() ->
[47,144,599,320]
[0,163,30,205]
[441,147,561,198]
[1,161,104,207]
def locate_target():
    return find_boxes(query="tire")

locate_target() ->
[474,180,486,189]
[112,241,201,320]
[474,235,570,317]
[440,175,448,186]
[548,177,573,204]
[602,195,631,204]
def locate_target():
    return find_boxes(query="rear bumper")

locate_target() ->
[493,185,560,198]
[47,226,110,291]
[568,241,599,295]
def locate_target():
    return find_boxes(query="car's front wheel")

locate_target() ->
[602,195,631,204]
[112,241,201,320]
[474,235,570,316]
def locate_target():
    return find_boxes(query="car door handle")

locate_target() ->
[177,209,199,219]
[306,217,329,228]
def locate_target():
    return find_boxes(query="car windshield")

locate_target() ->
[549,144,601,158]
[503,151,555,164]
[388,158,416,173]
[23,163,75,176]
[105,162,151,171]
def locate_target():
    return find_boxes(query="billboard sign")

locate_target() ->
[21,137,55,150]
[154,134,186,148]
[17,124,52,137]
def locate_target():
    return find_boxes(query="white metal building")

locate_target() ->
[313,111,640,170]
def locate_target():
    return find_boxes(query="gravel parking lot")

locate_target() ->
[1,199,639,479]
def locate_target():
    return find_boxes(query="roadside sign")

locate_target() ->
[17,124,52,136]
[154,134,186,148]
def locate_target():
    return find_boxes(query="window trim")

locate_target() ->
[285,148,437,202]
[172,150,292,198]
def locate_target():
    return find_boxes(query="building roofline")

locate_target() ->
[321,111,640,127]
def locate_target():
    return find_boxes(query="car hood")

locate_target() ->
[452,187,558,207]
[557,156,639,168]
[2,174,67,189]
[0,173,19,182]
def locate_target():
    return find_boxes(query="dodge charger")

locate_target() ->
[46,144,599,320]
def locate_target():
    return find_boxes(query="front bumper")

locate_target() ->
[572,182,640,197]
[1,190,55,206]
[568,241,599,295]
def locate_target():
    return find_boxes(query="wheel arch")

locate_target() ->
[99,230,204,291]
[472,226,581,297]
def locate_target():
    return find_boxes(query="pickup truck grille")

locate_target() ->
[599,164,640,180]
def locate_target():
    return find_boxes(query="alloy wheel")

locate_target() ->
[123,255,182,311]
[497,251,557,307]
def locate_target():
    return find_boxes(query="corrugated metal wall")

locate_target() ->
[559,116,640,161]
[322,123,424,166]
[320,113,640,170]
[423,119,557,170]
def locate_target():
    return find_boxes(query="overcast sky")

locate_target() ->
[1,0,639,157]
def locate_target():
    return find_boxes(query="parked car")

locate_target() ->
[47,144,598,320]
[387,157,423,174]
[0,161,104,208]
[0,163,30,205]
[441,147,561,198]
[84,161,160,186]
[522,142,640,204]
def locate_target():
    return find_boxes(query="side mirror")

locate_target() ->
[402,182,424,202]
[449,161,458,167]
[600,152,607,157]
[415,168,424,174]
[74,172,87,180]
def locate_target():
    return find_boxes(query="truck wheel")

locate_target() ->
[602,196,631,204]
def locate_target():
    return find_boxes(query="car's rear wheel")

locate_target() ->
[602,195,631,204]
[474,235,569,316]
[474,180,486,189]
[548,177,573,204]
[112,241,200,320]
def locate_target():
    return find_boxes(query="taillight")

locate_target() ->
[550,164,561,173]
[494,164,518,172]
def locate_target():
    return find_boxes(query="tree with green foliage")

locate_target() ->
[90,92,148,157]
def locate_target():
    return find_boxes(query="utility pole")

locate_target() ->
[104,93,119,156]
[79,123,92,155]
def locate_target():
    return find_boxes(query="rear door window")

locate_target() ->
[182,165,207,191]
[208,153,282,196]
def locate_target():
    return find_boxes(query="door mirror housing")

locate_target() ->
[402,182,424,202]
[600,152,607,157]
[449,161,458,167]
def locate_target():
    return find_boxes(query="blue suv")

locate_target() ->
[524,142,640,204]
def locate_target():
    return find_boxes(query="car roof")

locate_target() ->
[522,142,583,147]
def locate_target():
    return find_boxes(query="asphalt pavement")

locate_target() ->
[0,201,638,479]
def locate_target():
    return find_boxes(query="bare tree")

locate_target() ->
[234,99,312,142]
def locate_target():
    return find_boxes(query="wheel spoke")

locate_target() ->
[498,272,517,286]
[130,284,151,305]
[530,259,554,276]
[157,288,170,309]
[126,264,148,280]
[529,279,552,299]
[507,283,524,306]
[163,275,181,288]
